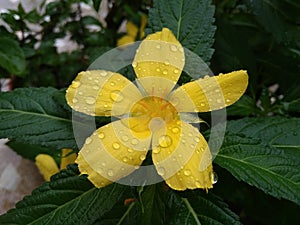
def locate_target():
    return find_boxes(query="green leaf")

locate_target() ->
[0,87,93,149]
[0,37,26,75]
[226,95,258,116]
[215,117,300,205]
[284,98,300,113]
[92,0,102,11]
[248,0,300,45]
[0,164,127,225]
[146,0,216,62]
[168,191,241,225]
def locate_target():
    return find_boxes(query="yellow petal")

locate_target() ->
[76,120,151,188]
[132,28,185,97]
[35,154,60,181]
[139,15,147,39]
[60,149,77,169]
[127,21,138,38]
[169,70,248,112]
[66,70,143,116]
[152,121,213,190]
[117,35,135,47]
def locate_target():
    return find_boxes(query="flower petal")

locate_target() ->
[66,70,143,116]
[117,35,135,46]
[35,154,60,181]
[133,28,185,97]
[169,70,248,112]
[60,149,77,169]
[152,121,213,190]
[76,120,151,188]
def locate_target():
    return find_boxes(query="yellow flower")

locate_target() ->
[35,149,77,181]
[117,15,147,46]
[66,28,248,190]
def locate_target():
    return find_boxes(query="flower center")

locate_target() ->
[129,96,179,133]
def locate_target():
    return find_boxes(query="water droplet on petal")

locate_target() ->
[217,99,222,104]
[210,171,218,184]
[131,138,139,145]
[226,99,231,103]
[200,103,205,107]
[188,132,193,137]
[71,80,80,88]
[88,76,93,80]
[153,148,161,154]
[100,71,108,76]
[78,91,83,95]
[72,98,78,103]
[110,81,115,86]
[92,85,99,90]
[157,167,165,176]
[127,148,134,153]
[156,68,161,72]
[164,60,170,65]
[86,96,96,105]
[156,44,161,49]
[184,169,191,176]
[158,135,172,148]
[139,154,146,161]
[112,142,120,150]
[173,69,179,74]
[170,45,178,52]
[122,157,129,162]
[178,46,184,53]
[121,135,129,142]
[194,137,200,143]
[172,127,179,134]
[110,90,124,102]
[195,181,202,188]
[98,132,105,139]
[162,70,168,75]
[107,169,114,177]
[132,61,137,68]
[85,137,92,145]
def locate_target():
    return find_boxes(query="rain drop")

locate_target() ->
[158,135,172,148]
[200,103,205,107]
[162,70,168,75]
[156,44,161,49]
[127,148,134,153]
[164,60,170,65]
[107,169,114,177]
[226,99,231,103]
[131,138,139,145]
[139,154,146,161]
[98,132,105,139]
[93,85,99,90]
[173,69,179,74]
[72,98,78,103]
[194,137,200,143]
[110,90,124,102]
[132,61,137,68]
[112,142,120,150]
[195,181,202,188]
[184,169,191,176]
[170,45,178,52]
[122,157,129,162]
[71,80,80,88]
[85,137,92,145]
[210,172,218,184]
[217,99,222,104]
[157,167,165,176]
[86,96,96,105]
[156,68,161,72]
[172,127,180,134]
[152,148,161,154]
[110,81,115,86]
[121,135,129,142]
[100,71,108,76]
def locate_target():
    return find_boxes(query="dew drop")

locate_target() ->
[178,46,184,53]
[88,76,93,80]
[194,137,200,143]
[100,71,108,76]
[188,132,193,137]
[71,80,80,88]
[215,89,220,93]
[78,91,83,95]
[217,99,222,104]
[112,142,120,150]
[158,135,172,148]
[152,148,161,154]
[172,127,180,134]
[170,45,178,52]
[156,44,161,49]
[107,169,114,177]
[127,148,134,153]
[132,61,137,68]
[139,154,146,161]
[173,69,179,74]
[110,81,115,86]
[156,68,161,72]
[184,169,191,176]
[293,132,298,136]
[93,85,99,90]
[195,181,202,188]
[210,171,218,184]
[85,137,92,145]
[226,99,231,103]
[110,90,124,102]
[72,98,78,103]
[121,135,129,142]
[162,70,168,75]
[157,167,165,176]
[131,138,139,145]
[86,96,96,105]
[98,132,105,139]
[94,79,99,83]
[122,157,129,162]
[164,60,170,65]
[200,103,205,107]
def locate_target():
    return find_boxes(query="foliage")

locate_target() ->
[0,0,299,224]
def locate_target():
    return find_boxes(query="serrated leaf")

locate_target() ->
[215,117,300,205]
[168,191,241,225]
[0,164,127,225]
[0,87,92,149]
[0,37,26,75]
[146,0,216,63]
[226,95,258,116]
